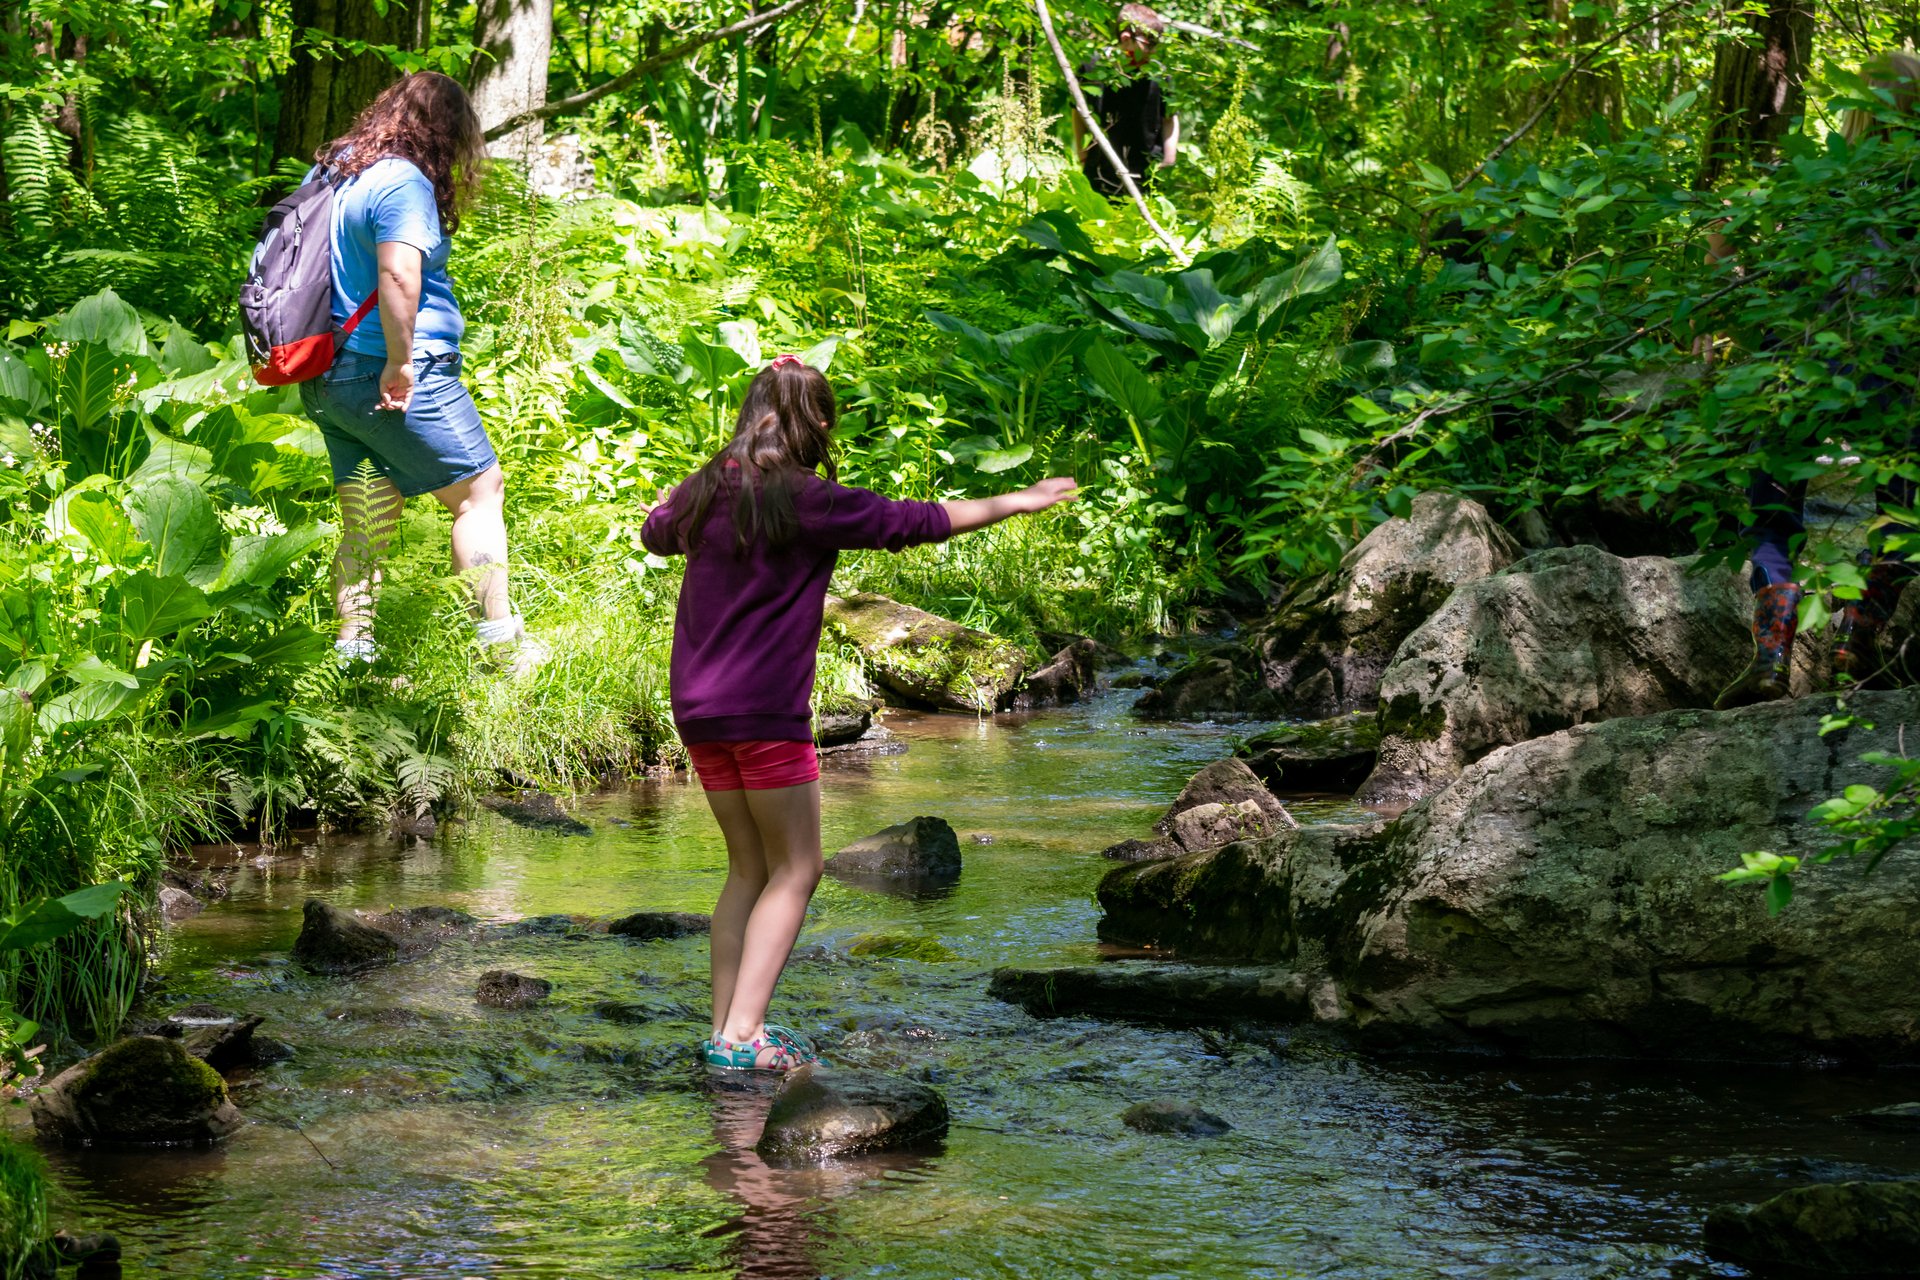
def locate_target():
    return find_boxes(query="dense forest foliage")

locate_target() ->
[0,0,1915,1047]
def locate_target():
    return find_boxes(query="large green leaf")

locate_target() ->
[998,324,1093,378]
[948,435,1034,475]
[0,350,50,416]
[59,341,131,436]
[925,311,998,365]
[157,325,216,376]
[129,425,215,488]
[49,289,150,357]
[128,477,220,579]
[1164,271,1248,350]
[38,679,147,729]
[1253,235,1343,335]
[215,524,330,592]
[115,570,213,642]
[0,882,128,952]
[1082,342,1166,427]
[679,334,747,392]
[61,491,143,565]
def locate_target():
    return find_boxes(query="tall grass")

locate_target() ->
[0,1134,49,1280]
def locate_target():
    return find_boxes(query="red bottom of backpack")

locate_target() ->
[252,331,339,387]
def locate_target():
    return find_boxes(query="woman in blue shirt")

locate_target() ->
[301,71,541,669]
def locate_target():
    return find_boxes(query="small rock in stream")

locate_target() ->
[366,905,476,935]
[157,885,202,923]
[825,816,961,889]
[480,790,592,835]
[754,1064,949,1163]
[476,970,552,1009]
[52,1230,122,1265]
[1704,1179,1920,1276]
[174,1014,267,1074]
[606,911,711,940]
[31,1036,243,1144]
[291,899,399,975]
[1845,1102,1920,1133]
[1123,1100,1233,1137]
[1099,837,1180,863]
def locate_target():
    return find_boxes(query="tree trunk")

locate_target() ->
[274,0,432,172]
[469,0,553,164]
[1698,0,1813,186]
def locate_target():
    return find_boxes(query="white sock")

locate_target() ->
[474,616,522,646]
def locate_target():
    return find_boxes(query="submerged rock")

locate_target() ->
[1358,546,1748,805]
[1099,690,1920,1061]
[1845,1102,1920,1133]
[31,1036,243,1144]
[846,932,958,962]
[1135,492,1519,720]
[606,911,711,940]
[824,593,1025,713]
[1235,712,1380,792]
[1098,837,1180,863]
[291,899,399,975]
[1122,1100,1232,1137]
[988,964,1318,1026]
[366,905,477,936]
[815,723,908,758]
[826,816,961,887]
[480,790,592,835]
[754,1064,949,1163]
[1704,1180,1920,1276]
[475,970,552,1009]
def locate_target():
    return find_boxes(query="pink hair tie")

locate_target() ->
[769,353,804,369]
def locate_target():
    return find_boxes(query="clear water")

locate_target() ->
[20,694,1920,1279]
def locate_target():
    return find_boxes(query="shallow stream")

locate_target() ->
[20,694,1920,1278]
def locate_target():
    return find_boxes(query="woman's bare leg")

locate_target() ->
[703,787,769,1038]
[430,463,511,623]
[333,473,404,643]
[719,780,823,1045]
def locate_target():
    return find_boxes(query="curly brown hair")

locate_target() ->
[316,72,485,234]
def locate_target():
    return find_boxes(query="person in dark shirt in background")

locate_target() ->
[1074,3,1180,197]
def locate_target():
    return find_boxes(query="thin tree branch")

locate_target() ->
[484,0,827,141]
[1033,0,1189,264]
[1165,18,1256,52]
[1453,0,1703,192]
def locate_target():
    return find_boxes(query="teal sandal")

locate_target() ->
[763,1023,822,1065]
[703,1032,800,1072]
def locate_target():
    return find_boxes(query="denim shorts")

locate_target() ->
[299,349,498,497]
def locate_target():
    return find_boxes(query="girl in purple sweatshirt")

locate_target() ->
[641,355,1077,1071]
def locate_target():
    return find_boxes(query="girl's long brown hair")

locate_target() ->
[669,360,839,555]
[316,71,484,233]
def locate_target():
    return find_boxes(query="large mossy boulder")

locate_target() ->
[31,1036,243,1144]
[1704,1180,1920,1276]
[824,593,1025,713]
[1357,546,1749,805]
[1134,492,1519,721]
[755,1064,949,1163]
[1099,690,1920,1061]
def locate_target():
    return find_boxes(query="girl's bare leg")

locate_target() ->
[719,780,823,1045]
[703,787,770,1038]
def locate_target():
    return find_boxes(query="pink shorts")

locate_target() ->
[685,739,820,791]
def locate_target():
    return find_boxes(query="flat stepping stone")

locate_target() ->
[755,1064,949,1163]
[1123,1100,1232,1137]
[606,911,711,939]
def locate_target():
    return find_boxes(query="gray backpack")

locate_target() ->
[240,171,375,386]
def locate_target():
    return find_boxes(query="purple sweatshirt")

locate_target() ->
[639,473,951,743]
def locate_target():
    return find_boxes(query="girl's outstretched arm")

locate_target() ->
[942,478,1079,536]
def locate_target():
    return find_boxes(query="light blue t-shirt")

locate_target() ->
[307,158,463,358]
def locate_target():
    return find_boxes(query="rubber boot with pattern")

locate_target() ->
[1832,561,1915,688]
[1715,582,1803,711]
